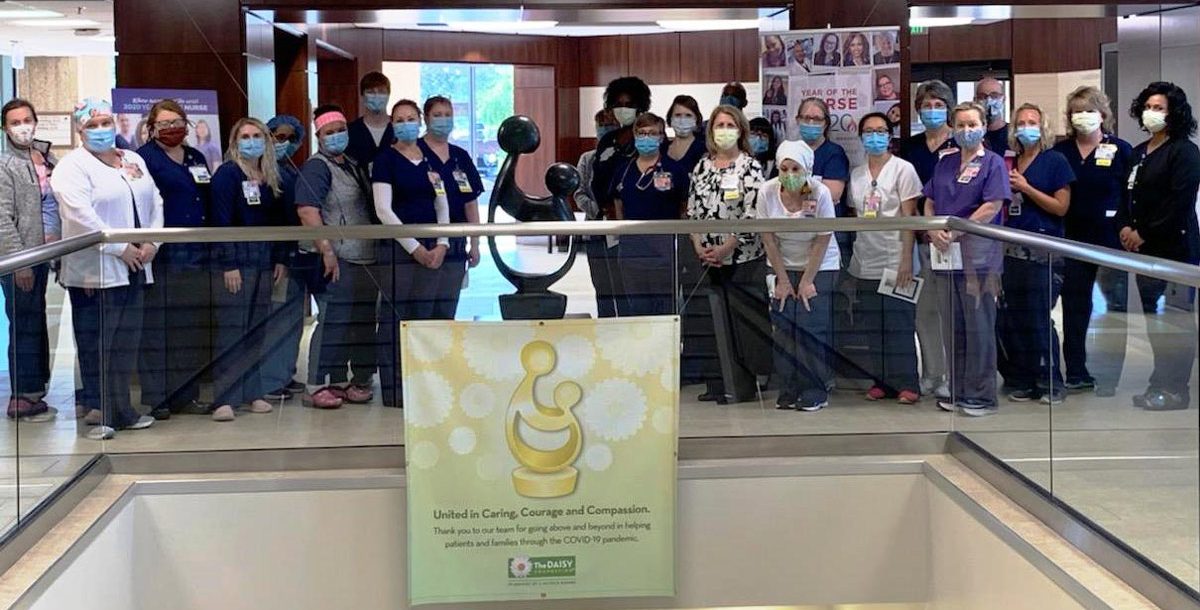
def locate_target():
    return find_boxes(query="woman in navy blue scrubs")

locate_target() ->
[664,95,706,178]
[611,113,688,316]
[136,99,213,420]
[417,95,484,320]
[1000,103,1074,406]
[372,99,450,408]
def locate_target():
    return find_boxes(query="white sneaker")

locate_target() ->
[212,405,236,422]
[126,415,155,430]
[83,408,102,426]
[86,426,115,441]
[247,399,273,414]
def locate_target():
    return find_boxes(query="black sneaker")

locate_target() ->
[150,407,172,421]
[1143,390,1189,411]
[1039,388,1067,405]
[285,379,306,393]
[264,387,293,401]
[797,397,828,412]
[1064,377,1095,392]
[177,400,213,415]
[1007,389,1038,402]
[775,395,796,410]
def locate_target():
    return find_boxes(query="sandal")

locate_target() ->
[303,387,344,410]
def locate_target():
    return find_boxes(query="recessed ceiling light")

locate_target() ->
[0,10,63,19]
[656,19,761,31]
[9,18,100,27]
[907,17,973,27]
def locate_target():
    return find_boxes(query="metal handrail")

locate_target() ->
[0,219,1197,288]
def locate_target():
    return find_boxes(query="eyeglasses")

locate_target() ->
[798,116,825,125]
[272,133,299,143]
[153,119,188,130]
[861,128,890,135]
[634,131,662,138]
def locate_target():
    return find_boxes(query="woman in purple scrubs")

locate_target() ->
[923,102,1011,417]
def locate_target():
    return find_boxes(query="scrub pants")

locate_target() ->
[139,260,211,411]
[937,270,999,408]
[585,238,623,318]
[1000,255,1064,394]
[1135,275,1197,397]
[211,268,273,408]
[308,261,379,387]
[617,235,677,317]
[850,275,919,395]
[915,243,947,387]
[772,270,836,404]
[706,258,772,397]
[377,243,441,407]
[2,264,50,399]
[261,273,305,393]
[433,243,468,320]
[69,273,145,429]
[1062,259,1128,390]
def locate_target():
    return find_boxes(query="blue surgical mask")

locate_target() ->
[862,132,890,156]
[83,126,116,153]
[393,121,421,142]
[634,135,661,156]
[799,123,824,143]
[238,137,266,160]
[596,125,615,141]
[720,95,741,108]
[671,116,696,135]
[429,116,454,138]
[953,127,986,149]
[274,142,291,161]
[1015,125,1042,147]
[985,97,1005,122]
[749,134,769,155]
[365,93,389,114]
[919,108,948,130]
[321,130,350,156]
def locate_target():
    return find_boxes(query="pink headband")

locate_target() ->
[314,111,347,131]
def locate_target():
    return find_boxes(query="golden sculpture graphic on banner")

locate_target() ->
[505,340,583,498]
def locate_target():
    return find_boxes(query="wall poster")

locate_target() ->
[111,88,223,172]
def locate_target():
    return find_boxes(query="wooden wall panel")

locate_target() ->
[115,0,242,55]
[910,31,930,64]
[628,33,681,85]
[578,36,629,87]
[733,30,761,84]
[1012,18,1116,73]
[514,66,557,197]
[557,86,582,168]
[382,30,563,65]
[317,57,359,120]
[679,31,735,84]
[927,21,1012,63]
[275,28,313,159]
[792,0,906,28]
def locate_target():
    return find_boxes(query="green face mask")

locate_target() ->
[780,173,805,192]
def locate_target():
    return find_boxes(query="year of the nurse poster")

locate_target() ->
[402,318,679,605]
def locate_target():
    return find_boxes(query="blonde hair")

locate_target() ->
[951,101,987,128]
[705,105,752,156]
[1009,102,1054,152]
[225,118,281,197]
[1064,85,1114,137]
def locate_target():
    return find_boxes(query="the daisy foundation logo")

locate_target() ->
[508,555,576,579]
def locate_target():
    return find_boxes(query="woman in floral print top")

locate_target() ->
[684,105,771,404]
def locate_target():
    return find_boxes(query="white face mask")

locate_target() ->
[1070,111,1102,135]
[8,123,34,146]
[1142,109,1168,134]
[613,107,637,127]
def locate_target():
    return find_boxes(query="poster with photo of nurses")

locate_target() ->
[111,88,223,172]
[761,25,900,165]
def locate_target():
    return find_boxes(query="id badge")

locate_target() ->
[1008,192,1023,217]
[188,165,211,184]
[719,173,740,201]
[429,172,446,197]
[863,191,881,218]
[1096,144,1116,167]
[452,169,472,194]
[242,180,261,205]
[801,196,818,218]
[1127,164,1140,191]
[653,171,673,192]
[957,162,981,184]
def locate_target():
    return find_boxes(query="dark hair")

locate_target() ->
[858,111,892,134]
[423,95,452,116]
[313,103,345,122]
[749,117,778,158]
[146,99,186,128]
[666,95,702,123]
[633,112,666,133]
[1130,81,1197,139]
[721,82,748,109]
[390,99,421,118]
[359,71,391,94]
[1,98,37,125]
[604,76,651,113]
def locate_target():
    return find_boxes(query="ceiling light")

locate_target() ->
[656,19,761,31]
[0,10,62,19]
[446,20,557,32]
[9,18,100,27]
[907,17,973,27]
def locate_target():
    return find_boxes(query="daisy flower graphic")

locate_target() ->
[577,379,647,441]
[596,322,675,376]
[406,371,453,428]
[463,325,535,381]
[510,556,532,578]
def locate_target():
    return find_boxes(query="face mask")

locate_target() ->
[321,130,350,156]
[799,123,824,143]
[1142,110,1168,134]
[634,135,661,156]
[1070,111,1102,135]
[8,124,34,147]
[984,97,1005,122]
[862,132,890,156]
[429,116,453,138]
[749,135,769,155]
[713,127,739,151]
[613,107,637,127]
[953,127,986,149]
[1016,126,1042,147]
[720,95,742,108]
[779,173,805,192]
[596,124,615,141]
[156,125,187,148]
[238,137,266,160]
[671,116,696,135]
[83,126,117,153]
[274,142,292,161]
[394,121,421,142]
[364,93,389,114]
[919,108,948,130]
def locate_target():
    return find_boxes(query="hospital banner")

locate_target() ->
[760,26,901,165]
[402,317,679,605]
[111,88,223,171]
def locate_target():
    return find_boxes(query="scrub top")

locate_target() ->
[897,132,958,186]
[1005,150,1074,237]
[138,142,211,267]
[1116,137,1200,263]
[347,116,396,168]
[277,162,300,225]
[1051,135,1131,248]
[610,156,688,220]
[210,161,288,271]
[984,126,1009,155]
[591,126,637,218]
[371,146,442,250]
[923,149,1011,273]
[418,139,485,260]
[813,139,850,190]
[663,136,707,177]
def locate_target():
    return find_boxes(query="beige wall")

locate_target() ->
[1014,70,1102,136]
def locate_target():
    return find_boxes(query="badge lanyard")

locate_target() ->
[863,179,881,218]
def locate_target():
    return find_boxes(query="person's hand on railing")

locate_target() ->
[137,243,157,265]
[224,269,242,294]
[273,263,288,286]
[930,229,955,253]
[119,245,144,272]
[321,250,340,283]
[14,268,33,292]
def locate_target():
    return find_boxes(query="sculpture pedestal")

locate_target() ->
[500,292,568,320]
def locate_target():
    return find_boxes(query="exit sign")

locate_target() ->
[910,25,927,35]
